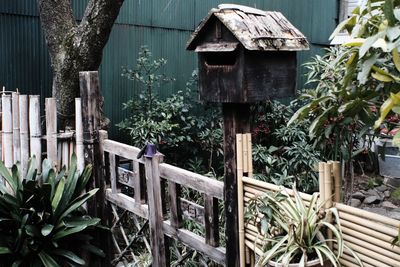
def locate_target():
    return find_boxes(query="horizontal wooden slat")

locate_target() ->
[336,202,400,228]
[103,140,143,163]
[163,221,225,265]
[159,164,224,199]
[105,189,148,219]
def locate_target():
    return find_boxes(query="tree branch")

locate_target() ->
[76,0,125,68]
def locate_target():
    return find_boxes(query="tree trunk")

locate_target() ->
[37,0,125,127]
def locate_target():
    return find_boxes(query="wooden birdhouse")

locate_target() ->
[187,4,309,103]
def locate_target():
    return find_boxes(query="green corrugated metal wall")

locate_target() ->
[0,0,338,139]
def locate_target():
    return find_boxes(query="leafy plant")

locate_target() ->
[246,187,362,267]
[0,156,103,267]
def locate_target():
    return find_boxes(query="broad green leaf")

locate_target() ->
[80,244,105,257]
[0,247,11,254]
[384,0,396,26]
[26,156,37,181]
[52,249,85,265]
[329,15,356,40]
[52,177,65,212]
[395,8,400,21]
[41,224,54,236]
[359,31,385,58]
[387,26,400,41]
[393,48,400,72]
[343,38,365,47]
[0,161,17,194]
[358,54,378,84]
[53,225,86,240]
[58,189,98,221]
[38,251,61,267]
[371,71,394,82]
[374,96,395,128]
[63,217,100,228]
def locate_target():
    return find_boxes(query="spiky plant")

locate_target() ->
[0,155,104,267]
[246,187,362,267]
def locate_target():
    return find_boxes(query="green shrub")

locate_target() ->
[0,156,103,267]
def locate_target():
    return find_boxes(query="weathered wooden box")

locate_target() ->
[187,4,309,103]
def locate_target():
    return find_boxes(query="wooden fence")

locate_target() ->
[237,134,400,267]
[103,140,226,265]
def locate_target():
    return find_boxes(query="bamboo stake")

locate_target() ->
[324,162,333,249]
[75,98,85,174]
[318,162,325,206]
[334,243,390,267]
[246,133,253,178]
[2,94,13,169]
[45,98,57,169]
[29,95,41,172]
[332,161,341,203]
[335,202,400,228]
[62,140,69,169]
[19,95,29,177]
[57,141,62,171]
[236,134,245,267]
[242,134,248,173]
[12,92,20,164]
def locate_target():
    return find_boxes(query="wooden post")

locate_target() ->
[145,153,168,266]
[2,94,13,169]
[223,103,250,267]
[29,95,41,172]
[205,194,220,247]
[19,95,29,177]
[79,71,107,266]
[12,92,20,164]
[75,98,85,174]
[46,98,57,169]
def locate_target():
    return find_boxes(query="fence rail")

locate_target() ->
[103,138,226,265]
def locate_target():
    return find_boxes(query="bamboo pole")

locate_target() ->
[324,162,333,249]
[19,95,29,177]
[246,133,253,178]
[335,202,400,228]
[340,218,396,243]
[242,134,248,173]
[318,162,325,206]
[45,98,57,169]
[2,94,13,169]
[242,177,313,201]
[339,255,374,267]
[332,161,341,203]
[29,95,41,172]
[12,92,20,164]
[341,232,400,261]
[75,98,85,174]
[338,211,398,237]
[334,243,391,267]
[236,134,245,267]
[62,140,69,169]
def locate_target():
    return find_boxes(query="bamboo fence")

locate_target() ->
[0,91,85,174]
[237,133,400,267]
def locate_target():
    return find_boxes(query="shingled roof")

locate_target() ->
[187,4,309,51]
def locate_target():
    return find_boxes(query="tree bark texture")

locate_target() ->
[37,0,124,127]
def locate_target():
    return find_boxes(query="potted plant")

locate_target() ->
[0,155,104,266]
[246,187,362,267]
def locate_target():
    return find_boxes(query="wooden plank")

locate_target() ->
[105,189,148,219]
[19,95,29,177]
[163,221,226,265]
[103,139,142,162]
[2,94,13,168]
[45,98,57,169]
[145,154,168,266]
[133,161,146,204]
[29,95,41,172]
[168,182,182,229]
[205,195,219,247]
[159,164,224,199]
[117,166,135,188]
[75,98,85,174]
[12,92,20,164]
[109,153,118,194]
